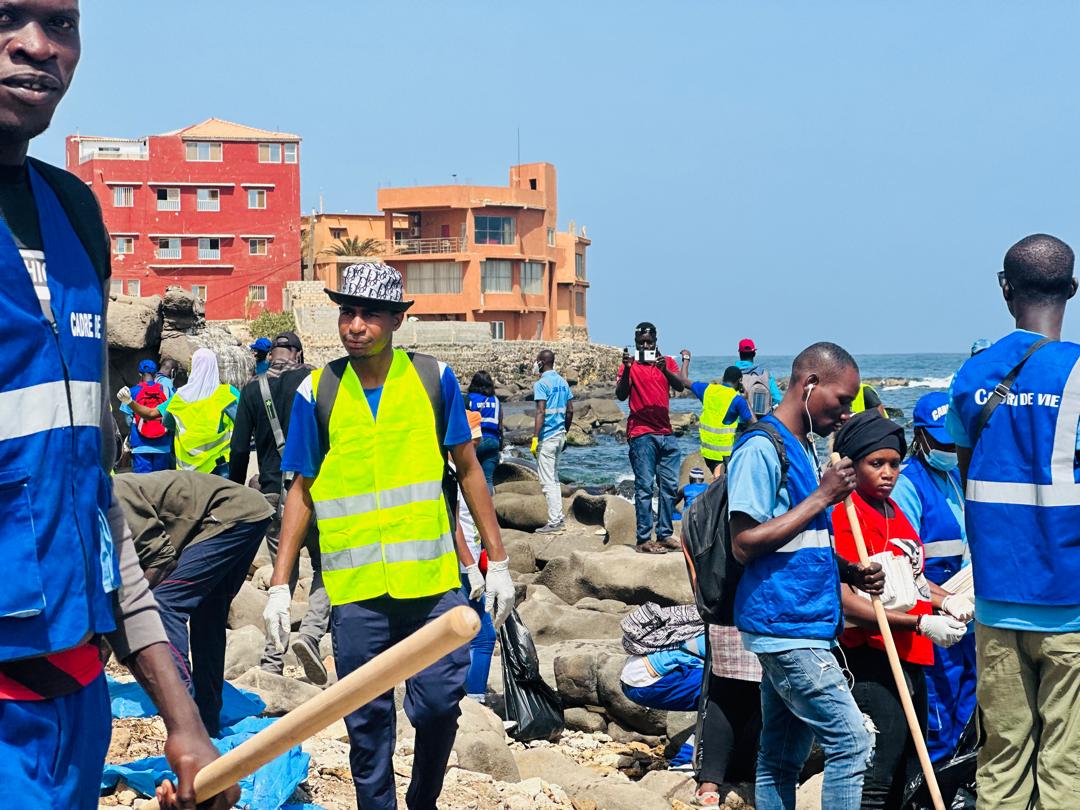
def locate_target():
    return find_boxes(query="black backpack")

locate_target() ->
[680,420,789,625]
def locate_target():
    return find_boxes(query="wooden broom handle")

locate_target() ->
[831,453,945,810]
[139,604,480,810]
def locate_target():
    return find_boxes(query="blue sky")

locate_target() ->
[37,1,1080,353]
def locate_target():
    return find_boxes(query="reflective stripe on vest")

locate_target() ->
[169,385,235,473]
[922,539,965,559]
[309,349,459,604]
[699,384,739,461]
[0,380,101,441]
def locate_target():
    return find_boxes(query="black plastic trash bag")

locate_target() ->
[902,712,978,809]
[499,609,564,742]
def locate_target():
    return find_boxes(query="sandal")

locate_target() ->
[658,536,681,551]
[635,539,668,554]
[694,790,721,808]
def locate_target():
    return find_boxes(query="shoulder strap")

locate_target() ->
[971,337,1051,448]
[408,351,445,449]
[258,373,286,452]
[741,420,789,498]
[315,357,349,456]
[28,157,110,284]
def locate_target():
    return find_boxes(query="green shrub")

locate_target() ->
[248,310,297,340]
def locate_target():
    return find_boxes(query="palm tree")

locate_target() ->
[321,236,383,257]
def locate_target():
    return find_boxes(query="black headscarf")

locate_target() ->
[834,410,907,461]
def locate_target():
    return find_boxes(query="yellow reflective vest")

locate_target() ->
[851,383,876,414]
[699,384,740,462]
[168,384,236,473]
[309,350,459,604]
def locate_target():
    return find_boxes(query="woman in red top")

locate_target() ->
[832,411,968,810]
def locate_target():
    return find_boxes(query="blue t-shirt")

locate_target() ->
[120,378,175,454]
[735,360,783,406]
[690,382,754,424]
[533,370,573,441]
[947,330,1080,632]
[727,434,832,653]
[282,359,471,480]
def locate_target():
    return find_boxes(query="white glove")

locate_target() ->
[484,557,516,629]
[919,614,967,648]
[116,386,132,404]
[464,564,486,602]
[263,584,292,653]
[941,593,974,624]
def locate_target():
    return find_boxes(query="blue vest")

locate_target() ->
[952,330,1080,605]
[0,165,115,660]
[467,393,501,439]
[683,482,708,513]
[733,416,841,640]
[899,457,965,584]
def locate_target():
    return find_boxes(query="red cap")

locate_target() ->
[738,338,756,352]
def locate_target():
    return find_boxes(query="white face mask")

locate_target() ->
[532,362,541,376]
[926,448,958,472]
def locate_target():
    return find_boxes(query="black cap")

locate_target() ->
[273,331,303,350]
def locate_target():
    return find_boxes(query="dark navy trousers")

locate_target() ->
[152,518,269,735]
[332,588,470,810]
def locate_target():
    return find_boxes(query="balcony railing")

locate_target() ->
[198,248,220,260]
[392,236,465,255]
[156,246,181,259]
[79,149,148,164]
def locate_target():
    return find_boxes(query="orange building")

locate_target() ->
[313,163,590,341]
[301,211,408,281]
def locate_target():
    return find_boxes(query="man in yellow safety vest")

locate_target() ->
[262,262,515,810]
[690,365,756,475]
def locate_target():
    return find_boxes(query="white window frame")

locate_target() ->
[191,284,207,302]
[405,261,462,294]
[185,141,222,162]
[248,284,268,302]
[156,238,180,259]
[575,252,585,279]
[490,320,505,340]
[521,261,544,294]
[113,236,134,255]
[258,143,282,163]
[247,189,267,209]
[109,278,123,296]
[481,259,512,293]
[198,237,221,260]
[126,279,141,296]
[248,238,268,256]
[283,142,298,163]
[113,186,134,207]
[196,188,220,212]
[156,187,180,211]
[547,227,555,247]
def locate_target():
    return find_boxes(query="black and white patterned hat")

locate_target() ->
[325,262,413,311]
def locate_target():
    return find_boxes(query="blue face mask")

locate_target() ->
[927,448,958,472]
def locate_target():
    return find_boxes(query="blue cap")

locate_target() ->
[137,359,158,374]
[971,338,992,356]
[912,392,953,445]
[250,337,273,352]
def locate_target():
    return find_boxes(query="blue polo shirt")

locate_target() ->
[534,370,573,441]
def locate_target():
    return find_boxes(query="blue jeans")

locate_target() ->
[131,451,174,473]
[461,575,497,697]
[755,647,873,810]
[628,433,681,542]
[475,436,500,492]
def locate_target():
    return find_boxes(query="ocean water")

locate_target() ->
[519,353,967,488]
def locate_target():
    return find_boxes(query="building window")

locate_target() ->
[198,238,220,260]
[113,236,134,255]
[481,260,512,293]
[329,227,347,240]
[191,284,207,302]
[156,238,180,259]
[258,143,282,163]
[248,238,268,255]
[547,227,555,247]
[109,278,123,296]
[521,261,544,295]
[575,253,585,280]
[156,187,180,211]
[575,291,586,317]
[113,186,134,207]
[284,142,298,163]
[247,189,267,209]
[490,320,505,340]
[405,261,462,294]
[185,141,222,161]
[248,284,267,302]
[126,279,141,296]
[474,216,515,245]
[196,188,220,211]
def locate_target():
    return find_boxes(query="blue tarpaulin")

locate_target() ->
[104,678,320,809]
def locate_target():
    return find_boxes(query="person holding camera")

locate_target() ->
[615,322,687,553]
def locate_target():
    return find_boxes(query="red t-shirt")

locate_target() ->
[617,357,680,439]
[832,491,934,666]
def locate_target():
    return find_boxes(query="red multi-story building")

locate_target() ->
[66,118,301,319]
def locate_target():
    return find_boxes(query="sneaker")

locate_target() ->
[534,520,566,534]
[292,635,328,686]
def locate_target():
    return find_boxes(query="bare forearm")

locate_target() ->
[452,443,507,562]
[663,366,687,392]
[841,587,918,631]
[127,642,204,733]
[534,404,545,439]
[564,403,573,432]
[129,399,163,421]
[270,477,313,587]
[731,492,830,563]
[615,369,631,401]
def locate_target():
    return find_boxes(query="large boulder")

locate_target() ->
[572,398,625,428]
[496,480,544,498]
[516,599,623,645]
[494,492,549,531]
[563,422,596,447]
[451,698,520,783]
[232,668,322,715]
[493,459,539,486]
[535,547,694,606]
[501,412,534,446]
[513,748,669,810]
[223,625,266,679]
[227,582,268,630]
[563,707,607,734]
[502,530,539,574]
[107,294,162,351]
[670,412,699,436]
[596,656,666,735]
[603,496,637,547]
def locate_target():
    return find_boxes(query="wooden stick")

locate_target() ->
[138,605,480,810]
[831,453,945,810]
